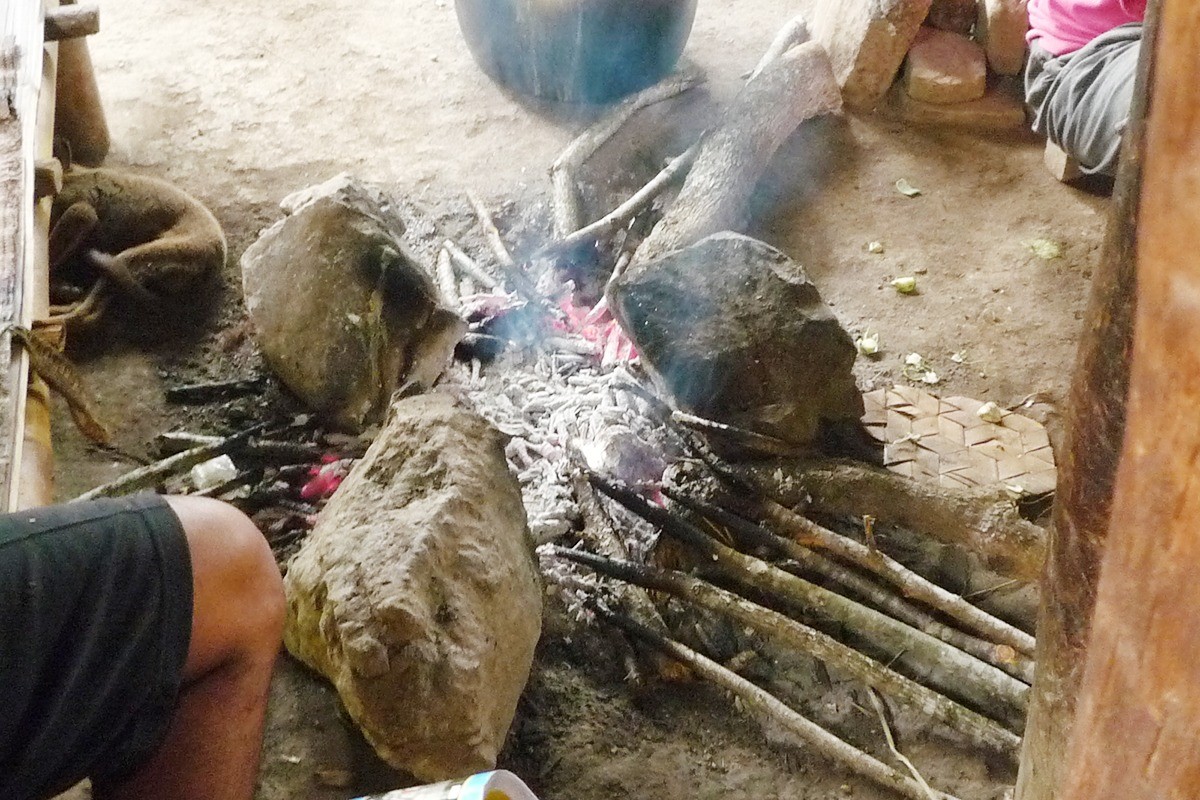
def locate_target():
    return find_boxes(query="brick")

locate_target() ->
[894,82,1028,131]
[809,0,933,110]
[904,27,987,104]
[927,0,977,35]
[977,0,1030,76]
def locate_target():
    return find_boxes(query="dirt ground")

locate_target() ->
[53,0,1110,798]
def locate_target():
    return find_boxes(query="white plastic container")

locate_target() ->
[355,770,539,800]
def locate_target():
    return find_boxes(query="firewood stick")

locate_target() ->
[747,496,1037,658]
[671,409,804,455]
[666,488,1035,683]
[443,239,500,291]
[868,689,939,800]
[555,547,1021,757]
[586,471,1029,728]
[595,606,966,800]
[465,192,564,321]
[550,71,702,237]
[537,143,701,260]
[748,15,810,80]
[75,424,267,502]
[155,432,327,464]
[435,247,459,307]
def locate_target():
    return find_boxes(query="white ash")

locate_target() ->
[457,351,670,549]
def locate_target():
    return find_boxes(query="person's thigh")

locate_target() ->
[0,494,192,800]
[1026,23,1142,176]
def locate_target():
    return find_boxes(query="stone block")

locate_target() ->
[809,0,934,110]
[977,0,1030,76]
[894,82,1027,130]
[1044,139,1084,182]
[284,394,542,782]
[905,26,987,104]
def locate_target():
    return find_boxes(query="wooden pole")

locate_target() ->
[1014,5,1159,798]
[52,0,109,166]
[1058,2,1200,794]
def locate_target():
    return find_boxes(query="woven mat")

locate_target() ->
[863,386,1056,496]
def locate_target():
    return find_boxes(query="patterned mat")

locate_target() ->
[863,386,1056,496]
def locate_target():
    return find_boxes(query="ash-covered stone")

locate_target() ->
[609,232,863,450]
[283,393,541,782]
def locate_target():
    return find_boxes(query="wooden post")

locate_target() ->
[1058,2,1200,794]
[52,1,108,166]
[1014,5,1160,799]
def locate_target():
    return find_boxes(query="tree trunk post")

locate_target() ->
[1058,2,1200,793]
[1014,4,1160,799]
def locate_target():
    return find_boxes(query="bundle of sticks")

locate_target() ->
[543,409,1033,800]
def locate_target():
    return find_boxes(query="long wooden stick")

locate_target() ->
[555,547,1021,756]
[597,607,965,800]
[465,192,564,321]
[666,488,1035,683]
[586,472,1030,727]
[442,239,500,291]
[750,496,1037,657]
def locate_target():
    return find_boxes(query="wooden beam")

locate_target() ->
[43,3,98,41]
[1059,1,1200,796]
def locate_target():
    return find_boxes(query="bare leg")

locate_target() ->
[94,497,285,800]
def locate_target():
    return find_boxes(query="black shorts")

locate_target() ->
[0,493,193,800]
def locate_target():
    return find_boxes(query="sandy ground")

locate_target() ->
[50,0,1110,797]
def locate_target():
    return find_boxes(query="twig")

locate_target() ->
[465,192,565,321]
[596,606,965,800]
[554,547,1021,757]
[585,470,1029,728]
[443,239,500,291]
[75,424,268,502]
[869,689,939,800]
[164,377,265,404]
[537,143,701,260]
[666,488,1035,684]
[748,15,810,80]
[671,409,804,456]
[436,247,459,307]
[550,71,702,237]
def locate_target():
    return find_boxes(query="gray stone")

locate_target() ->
[809,0,934,110]
[284,393,542,782]
[241,174,465,430]
[894,81,1027,130]
[610,233,862,449]
[977,0,1030,76]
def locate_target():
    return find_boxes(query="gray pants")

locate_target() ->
[1025,23,1142,177]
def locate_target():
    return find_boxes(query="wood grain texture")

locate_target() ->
[1059,2,1200,796]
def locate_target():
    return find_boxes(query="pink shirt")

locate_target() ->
[1027,0,1147,56]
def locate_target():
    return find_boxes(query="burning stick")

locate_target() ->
[554,546,1020,758]
[665,488,1035,684]
[585,470,1030,728]
[594,605,968,800]
[537,143,701,260]
[670,409,803,456]
[465,191,565,322]
[550,71,702,237]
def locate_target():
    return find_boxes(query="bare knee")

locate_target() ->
[165,496,285,680]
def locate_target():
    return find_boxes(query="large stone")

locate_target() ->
[241,174,465,430]
[977,0,1030,75]
[927,0,977,34]
[808,0,934,110]
[284,393,542,782]
[610,233,862,449]
[905,26,987,105]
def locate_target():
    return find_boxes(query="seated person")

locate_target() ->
[0,494,285,800]
[1026,0,1148,177]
